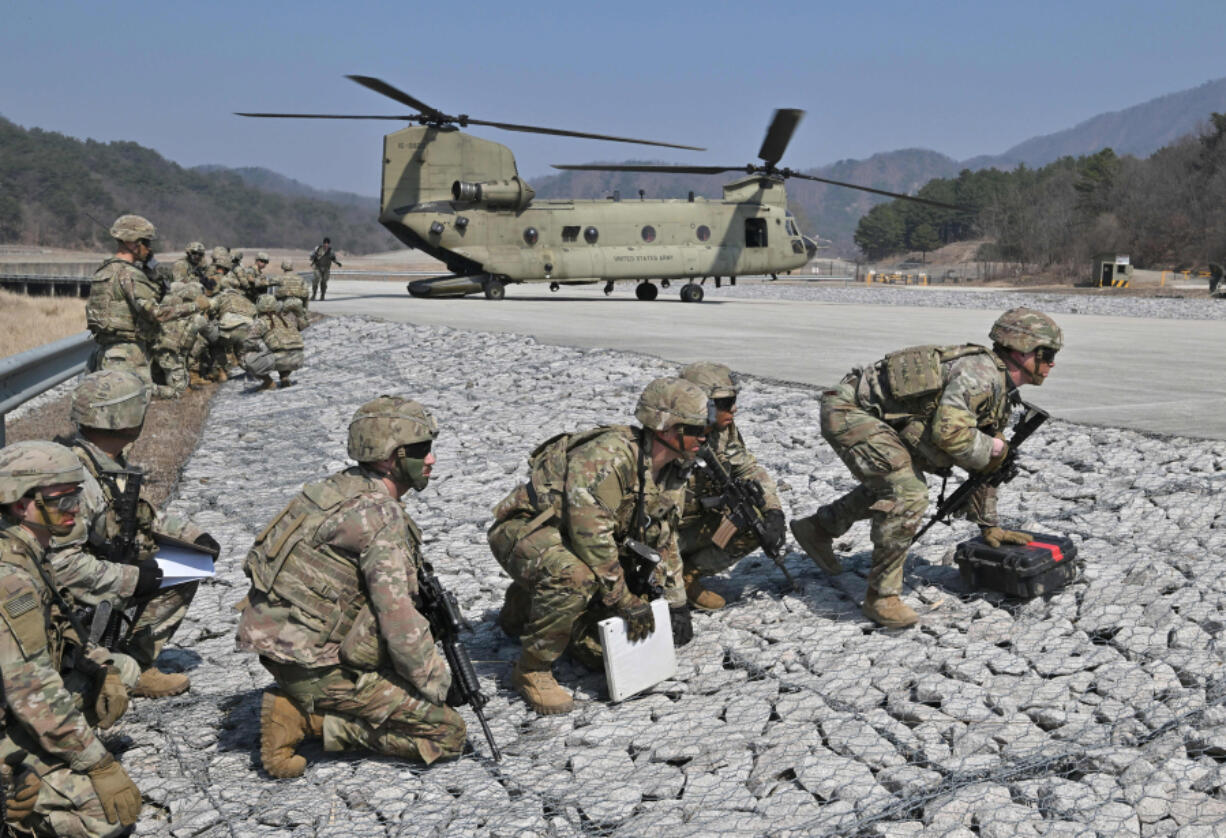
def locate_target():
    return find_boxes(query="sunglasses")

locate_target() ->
[678,424,709,438]
[1035,347,1058,364]
[399,441,432,459]
[713,397,736,411]
[36,487,83,512]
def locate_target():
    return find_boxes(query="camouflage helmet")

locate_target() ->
[990,307,1064,354]
[211,246,230,265]
[635,377,712,432]
[0,441,86,504]
[186,241,206,256]
[152,263,174,285]
[109,214,156,242]
[680,361,738,399]
[347,396,439,462]
[231,250,244,264]
[281,259,294,271]
[218,275,240,291]
[283,297,305,314]
[255,294,278,314]
[70,370,150,431]
[256,251,270,263]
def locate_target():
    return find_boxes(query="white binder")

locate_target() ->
[598,598,676,702]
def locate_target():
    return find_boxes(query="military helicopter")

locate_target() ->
[238,76,957,302]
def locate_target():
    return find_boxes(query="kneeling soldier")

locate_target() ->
[676,362,786,610]
[0,442,142,836]
[488,377,710,715]
[237,397,466,776]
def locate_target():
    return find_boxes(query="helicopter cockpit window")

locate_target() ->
[745,218,768,248]
[696,225,711,242]
[584,226,599,244]
[523,227,539,245]
[641,226,656,243]
[786,218,799,237]
[562,226,580,243]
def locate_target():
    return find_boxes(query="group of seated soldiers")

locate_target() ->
[86,215,312,399]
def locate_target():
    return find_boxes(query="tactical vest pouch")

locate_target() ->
[883,345,944,400]
[265,319,304,352]
[0,576,47,660]
[338,603,387,670]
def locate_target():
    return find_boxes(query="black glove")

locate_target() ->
[134,559,163,598]
[193,533,220,562]
[445,680,465,708]
[617,595,656,643]
[669,605,694,647]
[762,509,787,555]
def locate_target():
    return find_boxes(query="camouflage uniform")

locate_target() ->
[147,271,204,399]
[241,296,304,388]
[309,242,341,301]
[273,261,311,312]
[211,279,258,373]
[171,242,208,286]
[237,398,465,769]
[0,442,142,836]
[804,308,1064,608]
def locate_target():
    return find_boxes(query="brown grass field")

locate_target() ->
[0,290,87,358]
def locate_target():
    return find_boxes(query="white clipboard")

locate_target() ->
[598,599,675,702]
[154,533,217,588]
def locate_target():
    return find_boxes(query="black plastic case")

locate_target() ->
[954,531,1079,599]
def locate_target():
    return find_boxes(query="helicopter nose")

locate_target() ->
[803,236,818,257]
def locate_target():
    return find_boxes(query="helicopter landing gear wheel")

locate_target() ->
[635,282,658,301]
[681,283,703,302]
[603,281,614,296]
[483,277,505,300]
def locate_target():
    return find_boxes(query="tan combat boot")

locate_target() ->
[189,371,207,389]
[790,515,843,575]
[684,568,725,611]
[260,689,324,779]
[278,372,294,388]
[257,375,276,391]
[131,667,190,698]
[862,592,919,629]
[511,656,573,715]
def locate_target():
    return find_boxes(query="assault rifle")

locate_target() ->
[87,469,144,649]
[696,445,796,589]
[915,399,1049,539]
[416,562,501,762]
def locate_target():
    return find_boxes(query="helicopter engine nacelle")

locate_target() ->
[451,178,535,210]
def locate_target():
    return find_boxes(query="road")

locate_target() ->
[318,280,1226,440]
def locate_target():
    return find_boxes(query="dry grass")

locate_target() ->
[7,383,218,507]
[0,290,87,358]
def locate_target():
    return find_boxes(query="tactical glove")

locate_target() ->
[981,526,1032,548]
[86,754,142,826]
[616,594,655,643]
[445,680,465,708]
[93,667,129,730]
[983,435,1010,474]
[4,766,41,824]
[761,509,787,555]
[669,605,694,647]
[134,559,163,598]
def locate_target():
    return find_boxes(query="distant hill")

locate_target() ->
[192,165,378,211]
[0,117,398,253]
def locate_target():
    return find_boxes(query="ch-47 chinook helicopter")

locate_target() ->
[238,75,957,302]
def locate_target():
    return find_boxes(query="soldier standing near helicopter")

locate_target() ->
[309,237,341,301]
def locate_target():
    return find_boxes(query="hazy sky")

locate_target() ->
[4,0,1225,197]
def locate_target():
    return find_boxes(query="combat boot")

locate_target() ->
[861,592,918,629]
[684,568,725,611]
[258,375,276,391]
[278,372,294,388]
[189,371,207,389]
[131,667,190,698]
[511,656,573,715]
[260,689,324,779]
[790,515,843,575]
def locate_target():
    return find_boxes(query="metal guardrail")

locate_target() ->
[0,332,94,446]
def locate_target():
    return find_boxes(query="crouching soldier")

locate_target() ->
[241,295,304,391]
[0,442,142,836]
[237,397,466,776]
[488,377,710,715]
[676,362,786,610]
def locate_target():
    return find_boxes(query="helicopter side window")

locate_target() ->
[562,226,580,243]
[696,225,711,242]
[584,226,599,244]
[745,218,768,248]
[641,226,656,243]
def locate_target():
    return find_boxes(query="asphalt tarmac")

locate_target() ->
[319,280,1226,440]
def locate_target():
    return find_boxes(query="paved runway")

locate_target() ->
[318,280,1226,440]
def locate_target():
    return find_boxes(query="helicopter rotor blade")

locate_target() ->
[551,163,737,174]
[472,119,704,150]
[758,109,804,168]
[788,172,964,210]
[346,75,445,119]
[235,112,415,120]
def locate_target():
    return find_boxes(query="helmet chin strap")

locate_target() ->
[32,492,72,536]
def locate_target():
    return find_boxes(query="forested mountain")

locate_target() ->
[192,165,378,211]
[0,117,398,252]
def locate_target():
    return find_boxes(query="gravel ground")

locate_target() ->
[710,282,1226,321]
[111,314,1226,837]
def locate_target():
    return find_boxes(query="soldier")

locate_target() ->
[211,271,259,377]
[791,307,1064,629]
[241,295,305,390]
[50,371,217,697]
[273,259,311,311]
[0,441,143,836]
[172,241,209,287]
[85,214,197,389]
[236,396,466,776]
[309,237,341,301]
[248,251,272,301]
[488,377,709,715]
[676,362,785,611]
[148,265,206,399]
